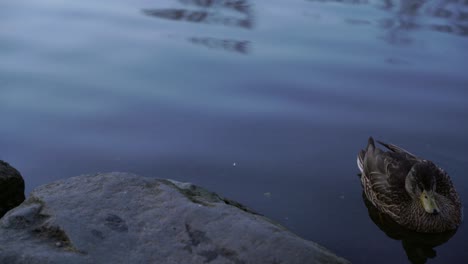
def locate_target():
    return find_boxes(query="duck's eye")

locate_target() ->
[424,195,428,199]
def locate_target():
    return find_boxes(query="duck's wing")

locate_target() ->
[376,140,419,162]
[365,138,415,186]
[362,138,392,192]
[360,138,412,215]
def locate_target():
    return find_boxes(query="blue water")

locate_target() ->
[1,0,468,263]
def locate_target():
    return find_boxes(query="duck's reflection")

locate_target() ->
[142,0,253,54]
[362,193,457,264]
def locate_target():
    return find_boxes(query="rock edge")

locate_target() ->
[0,172,350,264]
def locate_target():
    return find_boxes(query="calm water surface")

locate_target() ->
[1,0,468,263]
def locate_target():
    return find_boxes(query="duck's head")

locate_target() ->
[405,161,440,215]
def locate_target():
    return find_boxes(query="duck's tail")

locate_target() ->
[376,139,416,158]
[357,150,365,174]
[357,137,376,174]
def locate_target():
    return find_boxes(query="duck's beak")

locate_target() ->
[420,190,440,215]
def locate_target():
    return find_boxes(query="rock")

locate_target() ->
[0,172,349,264]
[0,160,25,218]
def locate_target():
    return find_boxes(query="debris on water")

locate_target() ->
[232,162,237,167]
[339,195,345,199]
[263,192,271,198]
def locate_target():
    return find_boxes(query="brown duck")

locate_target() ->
[357,137,462,233]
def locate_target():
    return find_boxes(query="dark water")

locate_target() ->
[1,0,468,263]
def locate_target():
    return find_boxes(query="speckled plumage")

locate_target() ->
[357,138,462,233]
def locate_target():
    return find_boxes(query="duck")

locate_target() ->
[357,137,462,233]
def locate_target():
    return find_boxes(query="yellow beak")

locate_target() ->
[420,190,440,215]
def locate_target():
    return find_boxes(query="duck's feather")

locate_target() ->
[359,138,416,219]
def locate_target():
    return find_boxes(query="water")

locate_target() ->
[1,0,468,263]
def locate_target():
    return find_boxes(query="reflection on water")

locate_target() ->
[363,193,457,264]
[178,0,253,16]
[307,0,468,44]
[188,37,250,54]
[142,0,253,54]
[142,8,253,29]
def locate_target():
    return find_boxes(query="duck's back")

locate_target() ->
[380,151,415,188]
[358,139,415,190]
